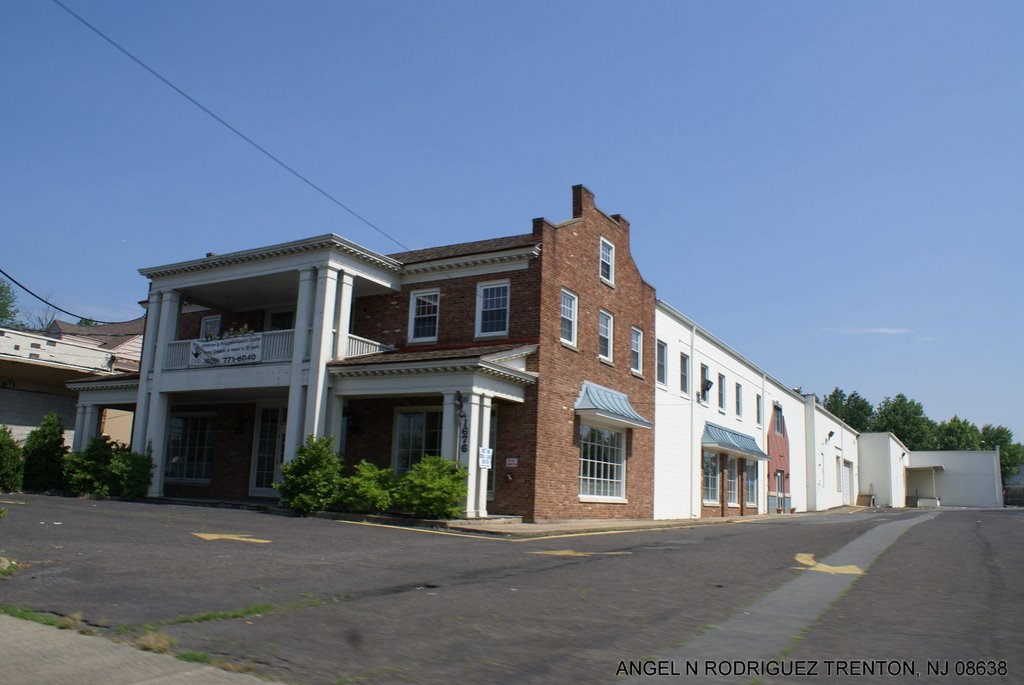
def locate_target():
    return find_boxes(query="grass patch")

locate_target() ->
[0,605,64,627]
[177,650,212,664]
[134,631,177,653]
[0,559,17,578]
[166,603,273,625]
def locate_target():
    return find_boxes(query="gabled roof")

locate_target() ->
[328,344,538,385]
[389,234,539,265]
[46,317,145,350]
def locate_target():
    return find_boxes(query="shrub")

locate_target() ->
[275,435,342,514]
[65,436,117,497]
[109,449,153,500]
[393,455,468,520]
[339,460,394,514]
[22,413,68,491]
[0,426,23,492]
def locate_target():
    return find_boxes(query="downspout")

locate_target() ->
[690,323,697,519]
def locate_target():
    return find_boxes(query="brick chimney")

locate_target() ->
[572,184,596,218]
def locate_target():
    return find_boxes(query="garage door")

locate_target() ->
[842,461,853,505]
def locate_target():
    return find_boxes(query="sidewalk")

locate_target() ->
[0,615,265,685]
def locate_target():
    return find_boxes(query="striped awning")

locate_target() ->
[702,422,769,460]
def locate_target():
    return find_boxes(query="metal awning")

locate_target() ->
[702,422,770,460]
[574,381,652,429]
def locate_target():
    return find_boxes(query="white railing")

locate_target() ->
[163,329,295,370]
[346,334,393,357]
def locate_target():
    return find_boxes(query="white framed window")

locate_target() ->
[264,308,295,332]
[680,353,690,394]
[579,423,625,499]
[394,409,443,473]
[408,289,440,342]
[756,394,763,426]
[475,280,510,338]
[200,315,221,340]
[773,405,785,435]
[735,383,743,417]
[745,461,757,506]
[700,364,710,403]
[560,289,578,346]
[727,457,739,505]
[630,328,643,374]
[718,373,726,411]
[656,340,668,385]
[599,237,615,285]
[702,451,719,503]
[598,310,614,362]
[165,415,215,481]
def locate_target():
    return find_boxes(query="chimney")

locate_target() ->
[572,184,595,218]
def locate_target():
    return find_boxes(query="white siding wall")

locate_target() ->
[804,398,859,511]
[908,451,1003,508]
[858,433,908,508]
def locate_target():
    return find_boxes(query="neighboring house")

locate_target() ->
[46,318,145,373]
[67,185,1004,519]
[0,321,141,446]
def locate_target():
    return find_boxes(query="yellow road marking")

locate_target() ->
[529,550,633,558]
[192,533,271,544]
[793,552,862,575]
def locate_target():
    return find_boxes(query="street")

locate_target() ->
[0,495,1020,684]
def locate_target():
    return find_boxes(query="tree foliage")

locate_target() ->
[980,424,1024,481]
[935,415,982,450]
[869,394,937,450]
[22,413,68,491]
[0,278,19,327]
[821,387,874,432]
[338,460,394,514]
[393,455,467,519]
[275,435,343,515]
[0,425,24,492]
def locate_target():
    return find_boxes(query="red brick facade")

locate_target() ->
[767,406,791,513]
[699,454,759,518]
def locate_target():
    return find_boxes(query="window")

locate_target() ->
[266,309,295,332]
[200,315,221,340]
[700,364,710,403]
[598,310,614,361]
[718,373,726,411]
[560,289,578,346]
[735,383,743,417]
[579,423,625,498]
[756,394,763,425]
[680,353,690,394]
[745,462,758,506]
[656,340,668,385]
[599,237,615,284]
[409,289,440,342]
[702,451,719,503]
[773,405,785,435]
[165,415,214,481]
[630,328,643,374]
[727,457,739,505]
[395,410,443,473]
[476,281,509,337]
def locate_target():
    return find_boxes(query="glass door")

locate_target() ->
[251,406,287,496]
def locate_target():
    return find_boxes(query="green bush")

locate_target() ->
[393,455,467,520]
[109,449,153,500]
[22,413,68,492]
[65,436,117,497]
[0,425,23,492]
[339,460,394,514]
[275,435,342,515]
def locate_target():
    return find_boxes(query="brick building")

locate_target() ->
[72,185,656,521]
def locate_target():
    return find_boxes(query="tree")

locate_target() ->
[821,387,874,432]
[869,394,937,450]
[980,424,1024,481]
[0,278,19,327]
[76,318,97,326]
[22,413,69,491]
[935,415,982,450]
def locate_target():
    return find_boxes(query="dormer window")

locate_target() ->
[476,280,510,338]
[599,237,615,285]
[409,289,440,342]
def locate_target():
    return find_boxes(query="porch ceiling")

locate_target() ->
[167,386,290,403]
[179,271,391,313]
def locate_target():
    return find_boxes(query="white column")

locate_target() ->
[304,266,338,438]
[131,290,163,454]
[462,392,482,518]
[144,289,180,497]
[72,403,88,453]
[441,392,457,461]
[284,268,315,461]
[330,394,346,456]
[332,272,354,360]
[476,395,492,518]
[83,405,100,445]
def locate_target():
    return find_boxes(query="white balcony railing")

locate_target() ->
[162,329,389,370]
[346,334,393,357]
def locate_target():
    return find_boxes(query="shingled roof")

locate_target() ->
[46,317,146,350]
[389,234,539,265]
[329,343,530,367]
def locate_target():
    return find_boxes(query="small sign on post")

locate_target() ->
[478,447,493,469]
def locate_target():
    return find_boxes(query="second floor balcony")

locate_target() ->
[162,330,392,371]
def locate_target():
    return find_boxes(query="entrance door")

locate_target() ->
[251,407,287,497]
[775,469,786,513]
[842,461,853,505]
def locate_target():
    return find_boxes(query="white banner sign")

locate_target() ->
[189,333,263,367]
[478,447,493,469]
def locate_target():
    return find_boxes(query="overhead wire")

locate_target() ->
[0,267,135,326]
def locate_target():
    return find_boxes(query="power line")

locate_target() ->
[0,267,135,326]
[48,0,412,254]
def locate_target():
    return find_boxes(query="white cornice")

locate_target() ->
[330,359,537,385]
[400,246,541,279]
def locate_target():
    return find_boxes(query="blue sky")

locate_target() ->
[2,1,1021,437]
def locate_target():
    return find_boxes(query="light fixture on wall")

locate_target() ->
[827,430,835,441]
[701,379,714,394]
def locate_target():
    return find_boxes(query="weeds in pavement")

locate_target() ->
[0,605,63,627]
[166,603,273,624]
[177,650,212,664]
[134,631,177,653]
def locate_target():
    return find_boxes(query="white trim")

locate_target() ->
[598,309,614,363]
[559,288,578,347]
[408,288,440,343]
[630,327,643,375]
[599,237,615,286]
[578,496,628,504]
[474,279,510,339]
[655,339,668,386]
